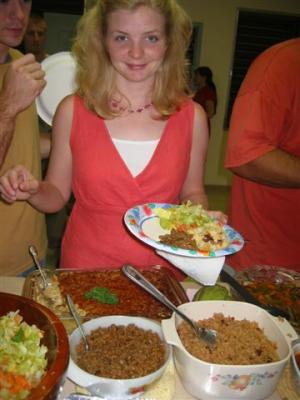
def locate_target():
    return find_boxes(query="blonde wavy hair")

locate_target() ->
[72,0,192,118]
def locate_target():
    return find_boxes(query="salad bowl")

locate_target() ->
[0,292,69,400]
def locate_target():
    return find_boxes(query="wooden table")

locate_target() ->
[0,276,298,400]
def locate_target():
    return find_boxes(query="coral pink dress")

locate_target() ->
[60,96,195,278]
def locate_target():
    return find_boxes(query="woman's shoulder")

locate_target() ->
[177,97,195,112]
[179,98,206,116]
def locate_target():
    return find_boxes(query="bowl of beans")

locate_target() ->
[67,315,172,399]
[161,300,297,400]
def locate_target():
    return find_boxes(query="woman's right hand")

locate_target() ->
[0,165,39,203]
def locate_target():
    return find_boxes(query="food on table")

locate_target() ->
[177,313,279,365]
[155,202,229,252]
[238,281,300,326]
[76,324,166,379]
[84,287,119,304]
[193,284,233,301]
[0,311,47,400]
[34,269,185,320]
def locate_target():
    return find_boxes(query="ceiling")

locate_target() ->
[32,0,84,15]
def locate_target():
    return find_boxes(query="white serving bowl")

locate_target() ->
[68,315,172,400]
[162,300,297,400]
[290,337,300,395]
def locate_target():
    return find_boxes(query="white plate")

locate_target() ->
[124,203,244,258]
[36,51,77,126]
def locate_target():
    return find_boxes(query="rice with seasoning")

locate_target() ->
[177,313,279,365]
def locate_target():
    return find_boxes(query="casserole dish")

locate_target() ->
[162,300,297,400]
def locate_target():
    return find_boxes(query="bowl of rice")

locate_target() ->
[290,337,300,395]
[68,315,172,399]
[161,300,297,400]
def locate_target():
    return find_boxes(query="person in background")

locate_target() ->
[23,12,48,62]
[0,0,224,279]
[0,0,47,276]
[225,38,300,273]
[193,66,217,133]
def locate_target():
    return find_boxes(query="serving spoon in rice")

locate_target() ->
[122,265,217,346]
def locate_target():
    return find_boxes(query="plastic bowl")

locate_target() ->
[0,292,69,400]
[68,315,172,399]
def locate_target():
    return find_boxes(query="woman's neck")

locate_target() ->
[114,77,154,107]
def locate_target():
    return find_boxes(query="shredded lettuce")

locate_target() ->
[0,311,47,399]
[154,202,228,251]
[155,201,211,231]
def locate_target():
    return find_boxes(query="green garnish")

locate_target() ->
[12,327,25,343]
[84,287,119,304]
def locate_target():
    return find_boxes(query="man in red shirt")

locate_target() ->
[225,38,300,272]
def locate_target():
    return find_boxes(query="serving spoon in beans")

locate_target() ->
[66,294,90,351]
[122,264,217,346]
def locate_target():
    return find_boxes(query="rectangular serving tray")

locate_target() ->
[23,266,189,321]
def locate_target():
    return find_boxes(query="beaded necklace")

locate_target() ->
[128,103,153,113]
[111,101,153,114]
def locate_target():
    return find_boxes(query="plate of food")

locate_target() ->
[124,202,244,257]
[236,265,300,331]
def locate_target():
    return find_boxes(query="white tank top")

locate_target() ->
[112,138,159,177]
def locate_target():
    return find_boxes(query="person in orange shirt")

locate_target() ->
[225,38,300,273]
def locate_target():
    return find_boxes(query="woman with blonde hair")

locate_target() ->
[0,0,213,277]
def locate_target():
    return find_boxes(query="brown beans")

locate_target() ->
[76,324,166,379]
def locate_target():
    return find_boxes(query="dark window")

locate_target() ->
[32,0,84,15]
[224,10,300,128]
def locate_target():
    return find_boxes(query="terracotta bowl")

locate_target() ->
[0,292,69,400]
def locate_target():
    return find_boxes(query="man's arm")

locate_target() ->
[0,54,46,168]
[230,148,300,188]
[0,99,16,168]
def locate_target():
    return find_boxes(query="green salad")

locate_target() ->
[155,201,211,231]
[0,311,48,400]
[155,202,228,252]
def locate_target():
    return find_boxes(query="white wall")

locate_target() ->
[179,0,300,186]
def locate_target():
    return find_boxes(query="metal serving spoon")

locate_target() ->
[28,245,50,289]
[122,264,217,346]
[66,294,90,351]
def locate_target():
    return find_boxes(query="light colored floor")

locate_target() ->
[46,185,231,267]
